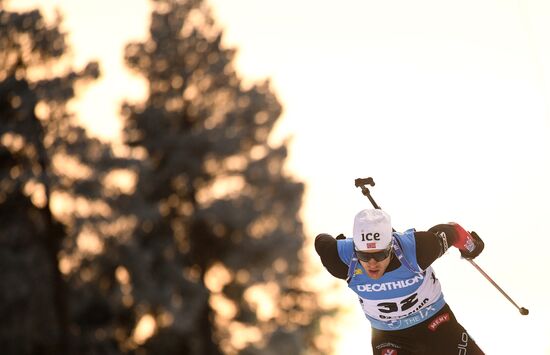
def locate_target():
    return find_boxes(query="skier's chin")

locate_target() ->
[367,270,383,279]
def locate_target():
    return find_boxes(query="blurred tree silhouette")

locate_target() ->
[0,5,100,355]
[1,1,334,354]
[119,0,329,354]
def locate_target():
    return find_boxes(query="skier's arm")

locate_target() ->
[314,234,348,280]
[415,223,484,269]
[414,231,445,269]
[429,223,484,259]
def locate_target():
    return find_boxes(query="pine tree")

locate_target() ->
[1,2,335,354]
[120,0,329,353]
[0,6,109,354]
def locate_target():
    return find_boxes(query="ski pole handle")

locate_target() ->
[354,177,392,230]
[354,177,375,187]
[355,177,378,204]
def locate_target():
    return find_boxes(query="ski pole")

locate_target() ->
[354,177,381,209]
[466,257,529,315]
[354,177,394,231]
[354,177,530,316]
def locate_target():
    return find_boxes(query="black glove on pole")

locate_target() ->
[354,177,529,316]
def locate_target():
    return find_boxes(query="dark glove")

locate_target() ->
[450,222,484,259]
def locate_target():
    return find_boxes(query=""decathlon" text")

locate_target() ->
[356,274,424,292]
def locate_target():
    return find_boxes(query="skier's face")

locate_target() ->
[358,252,392,280]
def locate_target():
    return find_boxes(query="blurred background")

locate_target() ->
[1,0,549,354]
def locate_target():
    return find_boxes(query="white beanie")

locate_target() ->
[353,209,392,251]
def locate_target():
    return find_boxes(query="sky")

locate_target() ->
[8,0,550,354]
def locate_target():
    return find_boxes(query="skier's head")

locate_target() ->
[353,209,393,279]
[352,209,392,252]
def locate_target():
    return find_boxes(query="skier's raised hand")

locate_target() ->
[449,222,485,259]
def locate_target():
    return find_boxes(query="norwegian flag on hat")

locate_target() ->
[367,242,376,248]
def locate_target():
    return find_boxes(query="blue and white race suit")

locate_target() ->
[338,229,446,331]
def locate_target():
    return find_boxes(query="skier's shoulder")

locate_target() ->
[392,228,417,246]
[314,234,350,279]
[335,238,354,265]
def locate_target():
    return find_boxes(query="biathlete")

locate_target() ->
[315,208,485,354]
